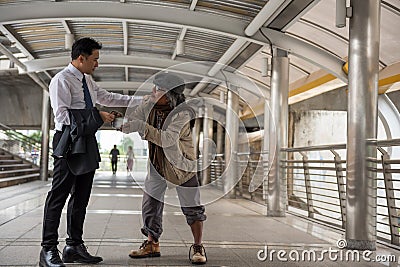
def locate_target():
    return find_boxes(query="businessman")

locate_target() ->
[40,37,141,267]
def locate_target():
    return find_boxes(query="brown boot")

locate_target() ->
[129,240,160,258]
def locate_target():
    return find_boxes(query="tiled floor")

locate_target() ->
[0,171,399,266]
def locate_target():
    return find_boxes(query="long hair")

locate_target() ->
[164,91,196,129]
[165,90,186,108]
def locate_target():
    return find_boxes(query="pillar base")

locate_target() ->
[267,210,285,217]
[346,239,376,251]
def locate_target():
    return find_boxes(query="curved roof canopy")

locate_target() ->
[0,0,399,114]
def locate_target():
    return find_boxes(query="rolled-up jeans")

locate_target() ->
[140,166,206,241]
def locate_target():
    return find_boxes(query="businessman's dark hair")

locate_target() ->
[71,37,102,60]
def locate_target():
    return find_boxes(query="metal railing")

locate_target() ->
[282,144,347,229]
[237,151,268,201]
[207,139,400,247]
[282,140,400,247]
[0,122,53,167]
[209,151,269,202]
[210,154,224,190]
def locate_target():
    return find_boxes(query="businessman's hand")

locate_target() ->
[99,111,115,123]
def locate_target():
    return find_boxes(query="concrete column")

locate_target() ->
[216,91,225,156]
[40,90,51,181]
[345,0,380,251]
[224,87,240,198]
[268,48,289,217]
[201,105,214,185]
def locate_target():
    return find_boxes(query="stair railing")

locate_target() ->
[0,122,52,167]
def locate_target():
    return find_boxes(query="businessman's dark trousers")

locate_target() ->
[41,131,95,247]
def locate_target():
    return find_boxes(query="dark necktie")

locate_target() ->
[82,75,93,109]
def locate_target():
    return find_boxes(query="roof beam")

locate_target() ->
[171,27,187,60]
[61,20,72,34]
[189,39,248,96]
[0,25,34,60]
[0,2,347,82]
[0,24,53,79]
[245,0,291,36]
[189,0,198,11]
[122,21,128,55]
[97,81,151,91]
[0,42,48,91]
[23,55,267,97]
[195,0,291,96]
[280,0,322,31]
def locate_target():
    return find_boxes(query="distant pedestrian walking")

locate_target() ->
[126,145,135,174]
[110,145,120,174]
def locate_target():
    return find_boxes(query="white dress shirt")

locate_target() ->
[49,63,140,131]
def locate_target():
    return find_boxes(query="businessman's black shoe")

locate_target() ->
[62,244,103,264]
[39,246,65,267]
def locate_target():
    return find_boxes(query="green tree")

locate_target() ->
[119,136,134,153]
[28,131,42,143]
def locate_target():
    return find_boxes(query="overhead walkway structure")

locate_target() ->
[1,0,400,266]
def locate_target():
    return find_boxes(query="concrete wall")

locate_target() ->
[290,86,347,112]
[291,110,347,148]
[387,91,400,112]
[0,74,47,129]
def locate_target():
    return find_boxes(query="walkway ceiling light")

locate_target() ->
[65,33,74,50]
[336,0,353,28]
[261,57,270,77]
[176,39,185,56]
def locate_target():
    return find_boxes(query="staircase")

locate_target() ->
[0,149,40,188]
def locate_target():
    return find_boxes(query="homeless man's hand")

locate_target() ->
[122,119,146,134]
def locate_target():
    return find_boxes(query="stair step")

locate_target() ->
[0,164,33,171]
[0,168,40,179]
[0,160,23,165]
[0,173,40,188]
[0,155,13,160]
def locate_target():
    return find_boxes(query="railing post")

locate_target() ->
[237,155,244,197]
[262,152,269,202]
[249,160,255,200]
[201,104,213,185]
[300,151,314,218]
[378,147,399,246]
[330,149,346,229]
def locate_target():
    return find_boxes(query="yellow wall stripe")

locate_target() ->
[289,74,336,97]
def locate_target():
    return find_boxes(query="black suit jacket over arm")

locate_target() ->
[52,107,104,175]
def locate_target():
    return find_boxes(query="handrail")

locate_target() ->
[0,122,52,166]
[282,143,346,152]
[377,138,400,146]
[206,139,400,248]
[0,122,44,150]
